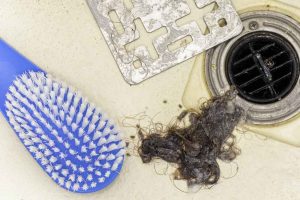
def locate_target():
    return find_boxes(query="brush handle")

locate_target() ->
[0,40,42,112]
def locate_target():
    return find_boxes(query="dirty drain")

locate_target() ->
[137,89,245,188]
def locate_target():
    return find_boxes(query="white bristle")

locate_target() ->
[74,138,80,146]
[46,165,53,173]
[108,143,118,152]
[55,119,62,128]
[55,164,63,171]
[82,117,89,129]
[24,139,33,146]
[78,128,85,137]
[77,155,83,161]
[41,158,49,166]
[103,127,111,137]
[103,162,111,169]
[69,174,75,182]
[48,140,55,147]
[58,177,65,186]
[53,83,59,94]
[105,171,111,178]
[81,145,88,153]
[89,141,96,149]
[59,88,66,99]
[57,136,64,144]
[67,132,74,140]
[116,149,126,157]
[69,106,76,120]
[51,172,59,180]
[71,164,77,171]
[111,163,120,171]
[107,134,119,143]
[49,156,58,163]
[73,183,80,191]
[82,184,89,191]
[85,106,94,119]
[98,177,105,183]
[57,96,63,107]
[32,137,42,143]
[44,87,50,95]
[112,157,124,171]
[91,182,97,188]
[99,154,107,160]
[53,106,59,116]
[65,181,71,189]
[44,149,52,156]
[96,120,106,131]
[41,134,50,141]
[59,153,67,159]
[79,167,85,173]
[87,124,96,134]
[84,156,91,162]
[5,71,125,192]
[91,115,99,124]
[83,135,90,143]
[73,96,80,108]
[35,152,44,159]
[50,91,56,101]
[59,110,65,120]
[94,161,101,167]
[115,157,124,165]
[97,137,107,146]
[99,146,108,154]
[79,103,87,115]
[29,146,38,152]
[64,142,70,149]
[87,166,94,172]
[69,149,77,155]
[76,113,83,125]
[52,147,60,153]
[106,154,116,161]
[71,122,78,131]
[95,171,101,176]
[90,150,97,157]
[118,141,126,149]
[93,131,102,141]
[62,103,69,112]
[87,174,93,181]
[67,92,73,103]
[65,160,72,166]
[62,126,68,135]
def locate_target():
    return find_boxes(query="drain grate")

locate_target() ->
[226,31,300,104]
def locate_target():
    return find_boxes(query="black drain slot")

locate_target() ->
[226,31,300,104]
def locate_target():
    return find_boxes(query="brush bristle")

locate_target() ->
[5,71,125,192]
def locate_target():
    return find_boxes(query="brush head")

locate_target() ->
[4,71,125,193]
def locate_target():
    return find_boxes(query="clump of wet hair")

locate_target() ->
[138,90,244,187]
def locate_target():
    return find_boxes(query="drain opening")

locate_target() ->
[226,31,300,104]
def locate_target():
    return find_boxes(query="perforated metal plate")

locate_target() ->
[87,0,243,85]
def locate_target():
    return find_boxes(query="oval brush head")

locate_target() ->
[5,71,125,193]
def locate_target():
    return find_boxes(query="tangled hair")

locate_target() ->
[138,90,244,187]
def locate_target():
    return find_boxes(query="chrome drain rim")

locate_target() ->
[205,11,300,125]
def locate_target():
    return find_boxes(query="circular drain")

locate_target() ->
[205,11,300,124]
[226,31,299,104]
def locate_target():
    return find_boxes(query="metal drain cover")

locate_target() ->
[226,31,299,104]
[206,11,300,124]
[87,0,243,85]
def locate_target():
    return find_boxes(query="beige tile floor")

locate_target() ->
[0,0,299,199]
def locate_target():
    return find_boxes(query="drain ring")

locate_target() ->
[205,11,300,124]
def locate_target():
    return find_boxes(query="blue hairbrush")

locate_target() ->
[0,40,125,193]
